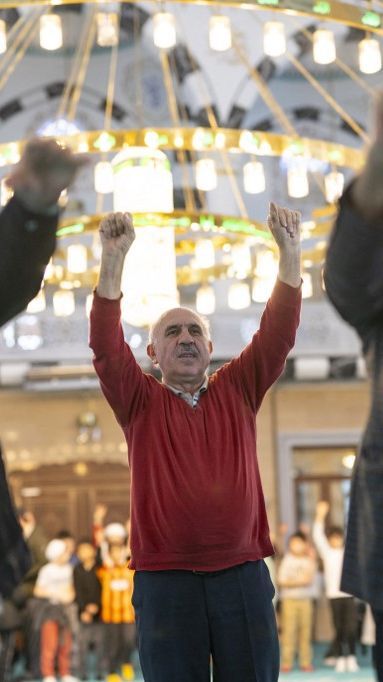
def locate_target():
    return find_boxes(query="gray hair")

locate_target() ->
[148,307,211,345]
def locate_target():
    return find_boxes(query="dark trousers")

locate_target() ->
[0,631,16,682]
[78,622,104,678]
[329,597,358,656]
[372,609,383,682]
[103,622,136,674]
[132,560,279,682]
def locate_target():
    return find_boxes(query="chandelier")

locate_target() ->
[0,0,380,332]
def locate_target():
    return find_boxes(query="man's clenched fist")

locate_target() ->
[267,202,301,252]
[99,212,135,257]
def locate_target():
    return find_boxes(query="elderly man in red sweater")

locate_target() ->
[90,202,301,682]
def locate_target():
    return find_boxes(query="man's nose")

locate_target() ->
[178,328,194,343]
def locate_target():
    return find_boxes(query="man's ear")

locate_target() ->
[147,343,158,365]
[208,340,213,355]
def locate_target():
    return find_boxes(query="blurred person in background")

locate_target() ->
[324,92,383,681]
[34,539,77,682]
[74,539,104,681]
[98,544,136,682]
[278,531,316,673]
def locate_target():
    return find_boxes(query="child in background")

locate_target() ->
[34,539,77,682]
[313,500,359,673]
[73,539,104,681]
[278,531,316,673]
[98,544,136,682]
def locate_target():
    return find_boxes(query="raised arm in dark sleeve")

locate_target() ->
[0,196,58,328]
[324,186,383,340]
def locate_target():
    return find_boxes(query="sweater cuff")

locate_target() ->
[272,278,302,307]
[91,290,123,318]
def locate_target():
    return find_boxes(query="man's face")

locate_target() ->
[147,308,212,387]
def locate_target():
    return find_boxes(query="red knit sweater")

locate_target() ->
[90,280,301,571]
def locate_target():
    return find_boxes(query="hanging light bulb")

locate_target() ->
[209,15,232,52]
[144,130,160,148]
[231,243,252,279]
[243,161,265,194]
[302,272,313,299]
[26,289,46,314]
[313,29,336,65]
[253,250,278,302]
[153,12,176,49]
[239,131,257,154]
[194,239,215,269]
[256,251,278,279]
[215,132,226,149]
[53,290,75,317]
[67,244,87,274]
[358,37,382,74]
[0,19,6,55]
[263,22,286,57]
[228,282,251,310]
[287,160,309,198]
[97,12,119,47]
[94,161,114,194]
[325,170,344,203]
[195,159,217,191]
[196,285,216,315]
[40,14,63,51]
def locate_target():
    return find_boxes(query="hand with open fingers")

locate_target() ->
[267,202,301,251]
[99,211,135,256]
[7,138,88,212]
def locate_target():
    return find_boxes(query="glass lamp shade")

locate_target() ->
[53,290,75,317]
[209,16,232,52]
[112,147,173,213]
[194,239,215,269]
[251,278,275,303]
[195,159,217,192]
[243,161,265,194]
[97,12,119,47]
[228,282,251,310]
[196,285,216,315]
[67,244,87,274]
[313,29,336,65]
[40,15,63,51]
[0,19,6,55]
[94,161,114,194]
[255,251,278,279]
[324,171,344,203]
[153,12,176,49]
[358,38,382,74]
[121,226,179,327]
[263,22,286,57]
[287,163,309,198]
[231,243,252,279]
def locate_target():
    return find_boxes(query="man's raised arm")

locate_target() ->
[96,212,135,298]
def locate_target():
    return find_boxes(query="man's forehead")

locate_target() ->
[160,308,203,330]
